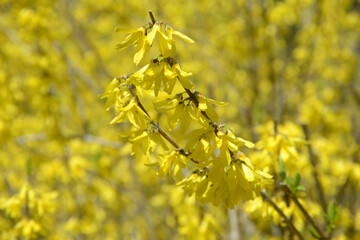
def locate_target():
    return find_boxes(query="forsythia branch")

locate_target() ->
[261,189,304,240]
[302,124,327,212]
[124,82,198,163]
[281,183,328,240]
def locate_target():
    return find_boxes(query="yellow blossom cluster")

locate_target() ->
[102,14,273,210]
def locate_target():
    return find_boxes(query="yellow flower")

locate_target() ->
[115,27,149,65]
[154,93,199,133]
[156,150,188,181]
[185,127,217,167]
[1,197,22,219]
[100,80,150,129]
[133,58,193,96]
[149,24,195,58]
[115,24,194,64]
[110,98,150,129]
[166,25,195,44]
[216,128,254,165]
[15,219,44,239]
[99,77,123,111]
[177,170,209,197]
[196,93,228,122]
[127,127,169,156]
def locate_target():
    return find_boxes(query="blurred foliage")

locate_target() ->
[0,0,360,239]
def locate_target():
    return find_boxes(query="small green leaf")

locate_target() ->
[296,185,305,191]
[294,172,301,187]
[26,157,32,176]
[279,156,286,172]
[309,226,321,239]
[326,200,339,234]
[279,171,287,181]
[287,177,294,188]
[327,201,339,223]
[278,157,288,181]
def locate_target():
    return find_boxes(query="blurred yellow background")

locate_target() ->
[1,0,360,239]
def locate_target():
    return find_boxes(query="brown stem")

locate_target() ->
[261,189,304,240]
[274,120,278,136]
[125,84,198,163]
[183,87,213,122]
[150,121,194,159]
[281,184,328,240]
[126,84,151,119]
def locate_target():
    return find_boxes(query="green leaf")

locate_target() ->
[326,200,339,233]
[278,157,288,181]
[309,226,321,239]
[279,171,287,181]
[296,185,306,191]
[279,156,286,171]
[287,177,294,188]
[327,201,339,223]
[26,157,32,176]
[294,172,301,187]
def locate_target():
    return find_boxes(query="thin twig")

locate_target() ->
[151,121,192,158]
[281,184,328,240]
[274,120,278,136]
[261,189,304,240]
[183,87,213,122]
[125,84,198,163]
[126,84,151,119]
[149,10,156,25]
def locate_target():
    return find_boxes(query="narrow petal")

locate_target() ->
[115,33,137,50]
[171,28,195,43]
[147,24,159,45]
[164,63,177,79]
[207,98,228,106]
[175,64,192,77]
[178,76,194,89]
[157,29,172,57]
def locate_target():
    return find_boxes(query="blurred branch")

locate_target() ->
[335,175,350,205]
[1,172,14,195]
[281,184,328,240]
[302,124,327,212]
[350,86,360,106]
[261,189,304,240]
[53,42,102,94]
[61,0,111,79]
[336,115,359,204]
[82,134,123,149]
[15,132,124,149]
[15,133,47,145]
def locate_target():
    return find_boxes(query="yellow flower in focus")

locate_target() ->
[196,93,228,122]
[115,23,194,64]
[133,58,193,96]
[127,127,169,156]
[156,150,188,181]
[154,93,200,134]
[115,26,149,65]
[110,98,150,129]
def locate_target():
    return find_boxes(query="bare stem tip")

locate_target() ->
[149,10,156,24]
